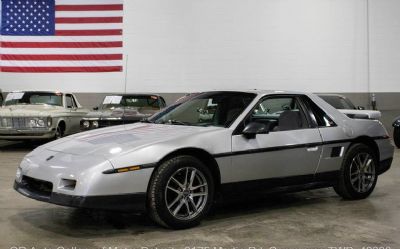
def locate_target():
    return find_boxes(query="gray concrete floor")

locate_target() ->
[0,141,399,249]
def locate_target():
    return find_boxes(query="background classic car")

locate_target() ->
[0,91,88,140]
[318,94,381,120]
[0,89,3,105]
[80,94,166,130]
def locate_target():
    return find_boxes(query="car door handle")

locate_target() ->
[307,146,319,152]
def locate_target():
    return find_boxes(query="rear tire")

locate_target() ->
[147,155,214,229]
[334,143,378,200]
[394,127,400,148]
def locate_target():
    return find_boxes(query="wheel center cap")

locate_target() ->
[182,189,190,197]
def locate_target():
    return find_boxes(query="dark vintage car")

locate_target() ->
[392,118,400,148]
[81,94,166,130]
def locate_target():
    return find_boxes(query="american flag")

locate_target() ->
[0,0,123,73]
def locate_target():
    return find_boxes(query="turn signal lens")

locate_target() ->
[103,166,141,174]
[117,166,141,173]
[16,167,22,183]
[47,117,52,127]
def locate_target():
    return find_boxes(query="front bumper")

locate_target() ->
[378,157,393,175]
[0,128,55,140]
[14,179,147,212]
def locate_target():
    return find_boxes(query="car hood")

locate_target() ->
[0,104,64,117]
[39,123,223,160]
[86,107,157,120]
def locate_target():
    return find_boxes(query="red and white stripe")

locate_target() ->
[0,0,123,73]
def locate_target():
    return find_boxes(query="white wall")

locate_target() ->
[369,0,400,92]
[0,0,398,93]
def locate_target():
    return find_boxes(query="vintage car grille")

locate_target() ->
[0,117,28,129]
[98,119,125,128]
[0,117,12,128]
[0,117,45,129]
[12,117,28,129]
[98,119,142,128]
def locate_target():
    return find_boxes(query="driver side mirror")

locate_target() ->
[242,122,269,139]
[93,106,99,111]
[357,106,365,110]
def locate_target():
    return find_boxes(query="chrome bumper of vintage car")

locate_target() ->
[0,116,54,139]
[0,128,55,139]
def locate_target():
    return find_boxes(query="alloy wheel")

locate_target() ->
[349,152,376,193]
[165,167,208,220]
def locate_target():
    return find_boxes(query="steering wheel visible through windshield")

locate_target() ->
[150,92,256,127]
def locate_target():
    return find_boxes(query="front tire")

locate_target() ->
[55,125,64,139]
[334,143,378,200]
[393,127,400,148]
[147,155,214,229]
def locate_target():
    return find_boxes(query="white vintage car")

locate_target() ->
[0,91,88,140]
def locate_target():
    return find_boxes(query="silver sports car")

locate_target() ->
[14,90,394,229]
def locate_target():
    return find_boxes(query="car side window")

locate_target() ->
[71,95,78,108]
[65,95,76,109]
[160,97,166,108]
[248,97,309,132]
[302,96,336,127]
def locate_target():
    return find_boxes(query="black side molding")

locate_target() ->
[213,136,390,158]
[220,171,339,197]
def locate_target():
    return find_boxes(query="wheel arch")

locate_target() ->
[57,119,66,132]
[150,147,222,194]
[349,136,380,162]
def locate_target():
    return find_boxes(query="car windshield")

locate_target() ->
[151,92,256,127]
[4,92,63,106]
[319,95,356,110]
[101,95,162,110]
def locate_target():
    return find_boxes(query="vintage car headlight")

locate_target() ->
[29,119,36,127]
[92,120,99,128]
[28,117,47,128]
[82,120,90,129]
[81,119,100,130]
[37,119,45,127]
